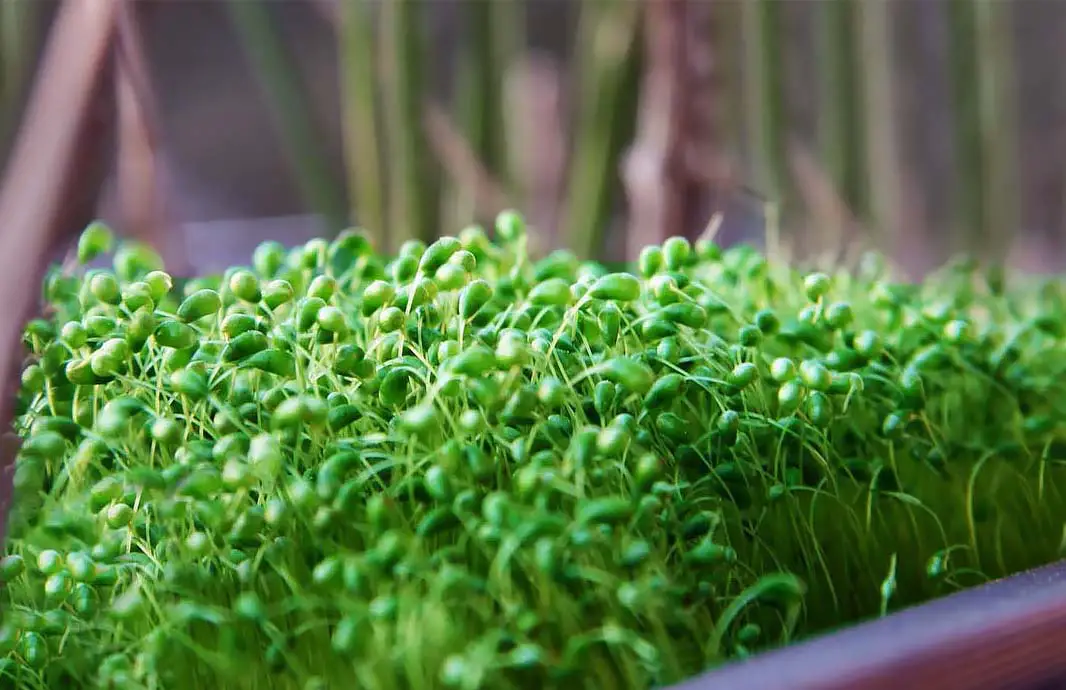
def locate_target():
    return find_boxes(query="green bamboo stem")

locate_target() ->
[0,1,30,104]
[381,0,438,249]
[458,1,510,187]
[817,0,866,226]
[339,0,385,250]
[227,1,347,234]
[740,0,786,203]
[946,0,983,254]
[973,0,1018,262]
[447,0,515,230]
[857,0,908,264]
[561,0,642,260]
[711,1,744,170]
[0,1,38,147]
[490,0,524,201]
[447,5,490,230]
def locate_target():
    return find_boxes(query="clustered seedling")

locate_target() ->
[4,213,1066,689]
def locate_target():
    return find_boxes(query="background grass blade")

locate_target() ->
[338,0,386,249]
[380,0,439,249]
[817,0,866,235]
[974,0,1018,263]
[0,0,41,153]
[741,0,786,204]
[857,0,915,271]
[445,0,516,231]
[458,0,515,194]
[561,0,642,260]
[947,0,983,255]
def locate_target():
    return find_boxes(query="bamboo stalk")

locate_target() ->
[740,0,786,203]
[490,0,524,200]
[817,0,866,235]
[710,0,743,169]
[458,1,508,188]
[226,0,347,234]
[447,3,494,229]
[561,0,642,260]
[0,1,35,103]
[0,0,40,147]
[380,0,438,249]
[0,0,120,540]
[857,0,899,255]
[448,0,522,231]
[857,0,913,271]
[946,0,983,254]
[973,0,1018,262]
[338,0,385,249]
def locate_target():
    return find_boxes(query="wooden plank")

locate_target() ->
[674,561,1066,690]
[0,0,119,540]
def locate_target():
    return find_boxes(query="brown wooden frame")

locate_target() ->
[675,561,1066,690]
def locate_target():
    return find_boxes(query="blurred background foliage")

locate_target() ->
[1,0,1064,277]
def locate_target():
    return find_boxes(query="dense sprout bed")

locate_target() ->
[3,214,1066,688]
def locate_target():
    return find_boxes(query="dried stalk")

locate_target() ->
[0,0,120,540]
[424,103,511,222]
[623,0,690,259]
[681,0,744,229]
[506,55,567,247]
[309,0,339,25]
[789,140,866,264]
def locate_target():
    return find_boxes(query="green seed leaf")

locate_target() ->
[576,497,633,526]
[601,357,654,395]
[643,373,684,410]
[77,222,115,264]
[177,289,222,323]
[242,349,296,378]
[528,278,573,307]
[155,320,199,350]
[222,331,269,363]
[588,273,641,302]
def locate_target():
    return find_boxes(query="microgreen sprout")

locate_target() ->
[4,215,1066,688]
